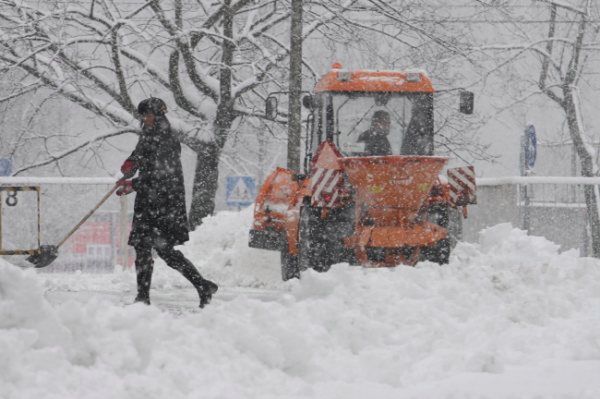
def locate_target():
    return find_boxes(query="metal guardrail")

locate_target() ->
[477,176,600,186]
[0,177,116,185]
[478,176,597,207]
[465,176,597,255]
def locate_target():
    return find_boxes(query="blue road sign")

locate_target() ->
[524,124,537,170]
[226,176,256,208]
[0,158,12,176]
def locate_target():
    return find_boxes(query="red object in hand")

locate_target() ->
[121,159,137,178]
[116,179,134,196]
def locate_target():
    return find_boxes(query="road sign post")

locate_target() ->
[524,125,537,173]
[0,158,12,177]
[225,176,256,210]
[520,124,537,232]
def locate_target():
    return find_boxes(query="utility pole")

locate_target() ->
[287,0,302,171]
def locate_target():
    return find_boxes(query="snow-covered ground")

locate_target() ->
[1,208,600,399]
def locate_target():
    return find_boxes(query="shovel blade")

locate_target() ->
[27,245,59,268]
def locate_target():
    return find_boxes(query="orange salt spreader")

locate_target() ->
[249,63,478,280]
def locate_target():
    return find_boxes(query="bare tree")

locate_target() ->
[0,0,361,226]
[472,0,600,256]
[315,0,495,163]
[0,0,497,226]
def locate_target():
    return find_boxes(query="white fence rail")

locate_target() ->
[0,177,116,185]
[478,176,600,185]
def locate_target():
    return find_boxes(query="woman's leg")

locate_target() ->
[155,245,218,307]
[134,244,154,304]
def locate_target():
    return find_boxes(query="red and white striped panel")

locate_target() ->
[310,167,343,208]
[447,166,477,205]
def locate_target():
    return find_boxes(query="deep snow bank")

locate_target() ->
[3,211,600,398]
[180,207,284,288]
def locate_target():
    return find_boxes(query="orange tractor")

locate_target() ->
[249,63,477,280]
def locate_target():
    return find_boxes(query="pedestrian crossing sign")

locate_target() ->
[226,176,256,207]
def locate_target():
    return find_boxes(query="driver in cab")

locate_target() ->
[357,110,392,156]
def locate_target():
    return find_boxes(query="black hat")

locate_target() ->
[372,110,390,123]
[137,97,167,116]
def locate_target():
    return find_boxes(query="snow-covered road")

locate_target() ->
[1,208,600,398]
[45,286,282,315]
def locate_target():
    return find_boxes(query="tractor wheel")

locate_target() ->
[298,205,331,273]
[280,248,300,281]
[326,203,356,264]
[421,238,450,265]
[421,204,457,265]
[447,206,463,249]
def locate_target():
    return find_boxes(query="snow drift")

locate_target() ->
[1,209,600,398]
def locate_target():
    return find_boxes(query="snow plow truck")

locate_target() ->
[249,63,477,280]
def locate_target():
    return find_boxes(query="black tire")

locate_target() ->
[421,238,450,264]
[280,249,300,281]
[447,206,463,249]
[421,204,455,265]
[326,203,356,265]
[298,205,331,273]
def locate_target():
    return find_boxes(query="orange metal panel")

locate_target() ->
[252,167,304,255]
[367,223,447,247]
[341,156,447,215]
[314,69,434,94]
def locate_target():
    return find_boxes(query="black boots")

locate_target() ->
[134,245,219,308]
[135,249,154,305]
[134,293,151,305]
[172,254,219,308]
[134,278,218,308]
[198,279,219,308]
[134,269,152,305]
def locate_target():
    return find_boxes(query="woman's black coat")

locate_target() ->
[126,116,189,247]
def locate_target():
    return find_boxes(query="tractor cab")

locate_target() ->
[304,65,435,163]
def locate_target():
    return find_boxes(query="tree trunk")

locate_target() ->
[582,183,600,257]
[188,2,235,229]
[188,141,220,228]
[287,0,303,171]
[188,105,235,229]
[564,89,600,257]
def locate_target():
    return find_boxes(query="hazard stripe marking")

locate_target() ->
[314,168,335,198]
[310,167,344,208]
[456,166,475,180]
[450,170,475,191]
[453,167,476,187]
[448,178,463,192]
[324,173,341,193]
[326,190,339,207]
[310,168,325,190]
[448,166,476,205]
